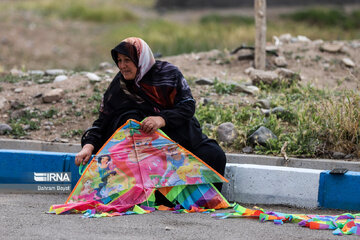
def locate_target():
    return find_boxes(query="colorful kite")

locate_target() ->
[49,119,230,217]
[213,204,360,236]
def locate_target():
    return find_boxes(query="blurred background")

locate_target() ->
[0,0,359,71]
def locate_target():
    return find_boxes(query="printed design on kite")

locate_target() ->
[50,119,229,216]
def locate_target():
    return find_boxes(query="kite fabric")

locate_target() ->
[212,204,360,236]
[49,119,230,217]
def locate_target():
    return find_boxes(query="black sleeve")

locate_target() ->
[81,111,106,153]
[158,71,196,128]
[81,77,117,152]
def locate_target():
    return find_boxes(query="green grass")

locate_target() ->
[87,92,102,103]
[0,74,50,84]
[104,18,256,56]
[0,74,23,83]
[3,1,360,59]
[61,129,84,138]
[8,110,41,137]
[213,78,236,95]
[103,11,359,57]
[281,7,360,30]
[7,107,62,137]
[196,82,360,158]
[200,14,254,25]
[42,107,58,118]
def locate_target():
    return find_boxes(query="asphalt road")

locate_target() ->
[0,193,358,240]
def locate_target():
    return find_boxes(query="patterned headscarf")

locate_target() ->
[111,37,156,86]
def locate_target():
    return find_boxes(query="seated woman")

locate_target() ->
[75,37,226,190]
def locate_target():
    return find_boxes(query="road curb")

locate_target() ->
[1,139,360,211]
[318,170,360,211]
[2,138,359,171]
[223,163,322,208]
[0,149,80,192]
[226,153,360,172]
[0,138,81,153]
[222,163,360,211]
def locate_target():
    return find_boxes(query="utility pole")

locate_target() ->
[254,0,266,70]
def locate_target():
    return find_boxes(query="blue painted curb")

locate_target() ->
[0,149,81,190]
[318,170,360,211]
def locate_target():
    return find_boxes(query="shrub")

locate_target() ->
[213,79,236,95]
[42,108,58,118]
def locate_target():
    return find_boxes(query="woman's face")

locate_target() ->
[117,53,137,81]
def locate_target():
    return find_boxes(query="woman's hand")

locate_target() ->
[141,116,165,134]
[75,144,94,166]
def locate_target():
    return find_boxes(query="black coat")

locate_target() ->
[82,61,208,153]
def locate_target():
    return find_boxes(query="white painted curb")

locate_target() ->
[222,163,323,208]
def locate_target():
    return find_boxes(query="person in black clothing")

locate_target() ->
[75,37,226,190]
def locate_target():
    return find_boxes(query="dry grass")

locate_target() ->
[315,92,360,154]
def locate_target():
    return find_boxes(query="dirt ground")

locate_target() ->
[0,8,359,146]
